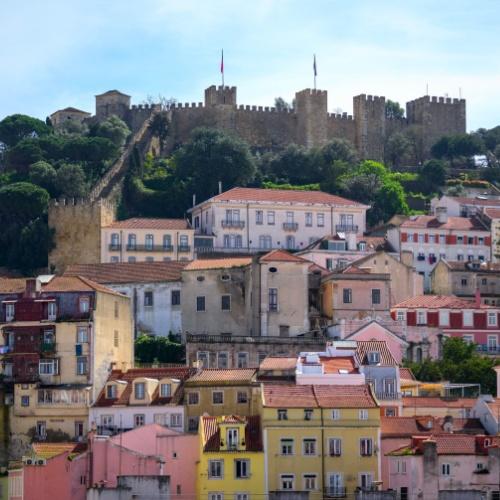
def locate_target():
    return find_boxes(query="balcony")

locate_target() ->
[40,342,56,353]
[126,244,174,252]
[324,487,347,498]
[476,344,500,355]
[336,224,358,233]
[221,220,245,229]
[282,222,299,231]
[108,243,121,251]
[178,245,191,253]
[374,391,402,400]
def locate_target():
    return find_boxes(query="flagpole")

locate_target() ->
[221,49,224,87]
[313,54,317,90]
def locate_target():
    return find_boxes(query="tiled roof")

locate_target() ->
[355,340,397,366]
[201,415,263,452]
[314,356,359,374]
[484,207,500,219]
[452,197,500,207]
[42,276,122,296]
[31,443,81,459]
[485,398,500,415]
[341,265,370,274]
[393,295,495,310]
[381,416,485,437]
[259,357,297,371]
[0,278,27,293]
[357,236,393,252]
[55,107,90,114]
[400,215,488,231]
[399,367,416,381]
[260,249,310,263]
[186,368,256,385]
[402,397,477,408]
[442,260,500,272]
[262,383,377,408]
[104,217,190,230]
[93,367,192,407]
[207,187,367,207]
[65,261,186,284]
[184,257,252,271]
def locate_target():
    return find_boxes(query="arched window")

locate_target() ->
[259,235,272,249]
[128,233,136,250]
[286,235,295,250]
[415,346,423,363]
[145,234,154,250]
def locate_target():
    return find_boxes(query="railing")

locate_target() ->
[178,245,191,252]
[282,222,299,231]
[324,487,347,498]
[336,224,359,233]
[374,391,402,400]
[476,344,500,354]
[126,244,174,252]
[186,333,324,344]
[221,220,245,229]
[40,342,56,353]
[108,243,121,251]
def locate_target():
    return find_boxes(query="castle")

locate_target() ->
[52,84,466,161]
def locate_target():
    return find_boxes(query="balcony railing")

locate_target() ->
[108,243,121,251]
[476,344,500,354]
[40,342,56,353]
[126,244,174,252]
[178,245,191,253]
[324,487,347,498]
[336,224,359,233]
[282,222,299,231]
[221,220,245,229]
[374,391,401,400]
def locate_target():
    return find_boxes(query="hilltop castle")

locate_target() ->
[52,84,466,161]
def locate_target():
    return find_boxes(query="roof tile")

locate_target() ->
[104,218,190,230]
[393,295,495,310]
[184,258,252,271]
[401,215,488,231]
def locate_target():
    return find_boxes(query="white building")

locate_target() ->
[189,187,369,253]
[64,261,187,337]
[430,195,500,217]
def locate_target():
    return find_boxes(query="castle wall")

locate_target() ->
[295,88,328,148]
[354,94,386,161]
[327,113,356,146]
[126,104,158,133]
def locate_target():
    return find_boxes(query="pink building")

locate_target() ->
[387,434,500,499]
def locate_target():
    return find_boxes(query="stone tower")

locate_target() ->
[95,90,131,121]
[48,199,115,273]
[353,94,386,161]
[204,85,237,107]
[295,89,328,148]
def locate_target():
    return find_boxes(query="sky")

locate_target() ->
[1,0,499,131]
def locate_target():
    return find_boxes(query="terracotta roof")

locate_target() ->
[451,197,500,207]
[65,261,186,284]
[206,187,367,207]
[53,107,91,115]
[484,207,500,219]
[355,340,397,366]
[184,257,252,271]
[400,215,488,231]
[381,416,485,437]
[42,276,122,296]
[402,397,477,408]
[259,357,297,371]
[341,265,370,274]
[357,236,393,252]
[104,217,190,230]
[262,383,377,408]
[485,398,500,415]
[0,278,27,294]
[31,443,80,459]
[260,249,310,263]
[314,356,359,374]
[393,295,495,310]
[93,367,192,407]
[441,260,500,272]
[201,415,263,452]
[399,367,416,381]
[186,368,256,385]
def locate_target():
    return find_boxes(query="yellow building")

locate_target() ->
[183,368,259,432]
[197,414,265,500]
[261,383,381,498]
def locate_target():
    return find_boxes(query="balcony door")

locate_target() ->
[328,473,344,496]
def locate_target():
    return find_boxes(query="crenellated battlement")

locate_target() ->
[130,103,161,110]
[407,95,465,106]
[49,197,115,210]
[356,93,386,103]
[328,112,353,121]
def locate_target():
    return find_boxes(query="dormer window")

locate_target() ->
[106,385,117,399]
[79,296,90,314]
[227,428,239,449]
[134,382,145,400]
[160,383,172,397]
[368,352,380,364]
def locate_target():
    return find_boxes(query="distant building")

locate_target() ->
[482,207,500,263]
[430,195,500,217]
[401,396,478,418]
[49,107,91,128]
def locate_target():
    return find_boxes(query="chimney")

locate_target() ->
[346,232,357,251]
[475,288,481,308]
[192,194,196,207]
[436,207,448,224]
[218,181,222,194]
[24,278,41,299]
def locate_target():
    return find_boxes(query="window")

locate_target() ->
[171,290,181,306]
[227,427,239,448]
[407,233,413,242]
[329,438,342,456]
[235,494,248,500]
[75,421,84,438]
[304,409,313,420]
[209,494,223,500]
[209,460,223,479]
[170,413,182,427]
[179,234,189,249]
[215,352,228,369]
[145,234,154,250]
[134,382,145,400]
[360,438,373,456]
[256,210,263,224]
[343,288,352,304]
[278,409,288,420]
[111,233,120,247]
[221,295,231,311]
[101,415,114,427]
[396,460,407,473]
[368,352,380,364]
[269,288,278,311]
[237,391,248,404]
[113,330,119,348]
[461,277,468,286]
[303,474,317,491]
[326,258,333,270]
[106,384,117,399]
[75,356,87,375]
[134,414,145,427]
[39,359,59,375]
[235,459,249,479]
[281,438,294,455]
[128,256,136,263]
[488,335,498,352]
[212,391,224,405]
[36,421,46,439]
[417,310,427,325]
[5,303,15,321]
[285,235,295,250]
[258,351,267,364]
[286,211,294,223]
[237,352,249,368]
[385,407,396,417]
[371,289,381,305]
[267,211,275,225]
[188,392,199,405]
[79,296,90,313]
[197,351,209,367]
[428,234,435,243]
[21,395,30,407]
[463,310,473,327]
[457,253,464,261]
[196,296,206,312]
[396,310,405,321]
[332,409,341,420]
[47,302,57,320]
[359,409,368,420]
[281,474,294,490]
[317,213,325,227]
[144,291,154,307]
[160,383,172,397]
[439,310,450,326]
[457,235,464,244]
[360,473,373,489]
[488,312,497,326]
[128,233,136,249]
[441,463,451,476]
[305,212,313,226]
[303,438,316,456]
[259,235,272,249]
[163,234,172,249]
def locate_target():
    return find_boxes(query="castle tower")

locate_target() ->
[48,199,116,273]
[295,89,328,148]
[353,94,386,161]
[95,90,131,121]
[204,85,237,107]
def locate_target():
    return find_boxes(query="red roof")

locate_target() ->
[452,197,500,207]
[260,249,310,263]
[184,257,252,271]
[484,207,500,219]
[381,416,485,437]
[201,415,263,452]
[314,356,359,374]
[399,367,416,381]
[400,215,488,231]
[393,295,495,310]
[402,397,477,408]
[207,187,367,207]
[259,357,297,371]
[104,218,190,230]
[186,369,257,385]
[355,340,397,366]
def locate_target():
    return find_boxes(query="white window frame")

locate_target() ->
[396,310,405,321]
[417,310,427,325]
[187,391,200,405]
[360,438,373,456]
[488,312,497,326]
[280,438,294,455]
[463,310,473,327]
[234,459,250,479]
[212,390,224,405]
[134,382,146,400]
[134,414,145,427]
[39,359,59,375]
[303,473,317,491]
[332,409,341,420]
[329,438,342,457]
[303,438,317,456]
[208,460,223,479]
[359,472,374,489]
[359,409,368,420]
[170,413,182,427]
[280,474,295,490]
[439,310,450,326]
[160,383,172,398]
[487,335,498,352]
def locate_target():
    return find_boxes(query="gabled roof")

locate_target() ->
[381,416,485,438]
[260,249,310,263]
[53,107,91,115]
[185,368,257,385]
[96,90,131,98]
[65,261,187,284]
[31,442,84,460]
[344,320,409,347]
[201,415,263,452]
[438,260,500,272]
[400,215,488,231]
[42,276,123,296]
[184,257,252,271]
[204,187,368,207]
[393,295,495,310]
[399,367,416,381]
[103,217,190,230]
[0,278,27,294]
[355,340,397,366]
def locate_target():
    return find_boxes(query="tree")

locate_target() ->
[318,138,358,167]
[149,112,170,152]
[92,115,131,147]
[134,334,184,364]
[0,114,51,148]
[385,133,411,168]
[56,164,88,198]
[274,97,291,111]
[266,144,317,185]
[0,182,49,223]
[320,160,350,194]
[385,100,405,119]
[5,139,43,174]
[29,161,58,195]
[419,159,446,193]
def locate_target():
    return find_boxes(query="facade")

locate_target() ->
[261,383,380,498]
[483,207,500,263]
[430,195,500,217]
[64,261,187,337]
[401,396,477,418]
[387,435,500,499]
[49,107,91,127]
[472,394,500,436]
[0,277,133,459]
[197,415,265,500]
[89,367,192,433]
[391,295,500,354]
[189,187,369,254]
[387,209,491,290]
[431,260,500,305]
[101,217,194,262]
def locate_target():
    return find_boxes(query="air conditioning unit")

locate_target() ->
[22,457,34,465]
[36,458,46,466]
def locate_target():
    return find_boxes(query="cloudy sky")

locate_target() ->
[1,0,499,130]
